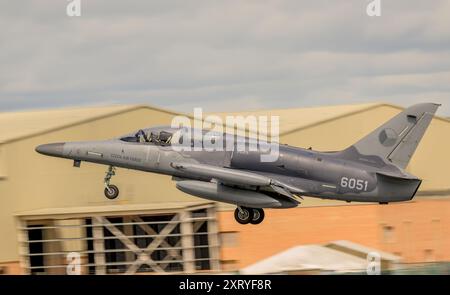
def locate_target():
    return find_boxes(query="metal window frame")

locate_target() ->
[16,203,221,275]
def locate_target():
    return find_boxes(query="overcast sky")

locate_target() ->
[1,0,449,115]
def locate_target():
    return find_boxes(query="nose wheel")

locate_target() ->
[104,185,119,200]
[104,166,119,200]
[234,207,265,225]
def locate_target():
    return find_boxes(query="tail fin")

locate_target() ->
[346,103,440,169]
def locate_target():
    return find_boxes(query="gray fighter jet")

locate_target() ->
[36,103,440,224]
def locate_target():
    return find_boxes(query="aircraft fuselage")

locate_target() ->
[37,136,422,204]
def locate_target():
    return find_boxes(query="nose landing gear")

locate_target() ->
[104,166,119,200]
[234,207,265,225]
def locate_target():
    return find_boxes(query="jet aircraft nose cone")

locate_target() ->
[35,143,65,157]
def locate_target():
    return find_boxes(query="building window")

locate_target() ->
[21,204,219,274]
[103,217,127,274]
[133,214,183,273]
[27,225,45,275]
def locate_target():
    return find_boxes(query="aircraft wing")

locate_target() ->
[170,162,304,201]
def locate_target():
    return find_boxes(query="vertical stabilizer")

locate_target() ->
[346,103,440,169]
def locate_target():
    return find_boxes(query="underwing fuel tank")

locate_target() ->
[176,180,298,208]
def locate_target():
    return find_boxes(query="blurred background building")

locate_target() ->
[0,103,449,275]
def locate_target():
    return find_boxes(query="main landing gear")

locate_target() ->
[234,207,265,225]
[104,165,119,200]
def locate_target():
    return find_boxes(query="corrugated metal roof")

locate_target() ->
[211,102,387,135]
[0,104,182,144]
[1,102,446,143]
[325,240,402,261]
[240,244,368,274]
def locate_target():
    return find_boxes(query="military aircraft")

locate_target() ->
[36,103,439,225]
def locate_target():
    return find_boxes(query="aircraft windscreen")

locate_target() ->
[120,127,179,146]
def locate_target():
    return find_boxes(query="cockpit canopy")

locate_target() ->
[119,125,256,149]
[120,126,180,146]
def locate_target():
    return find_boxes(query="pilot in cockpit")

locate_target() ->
[134,129,173,146]
[135,129,148,143]
[158,131,172,146]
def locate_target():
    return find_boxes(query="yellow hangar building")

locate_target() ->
[0,103,449,274]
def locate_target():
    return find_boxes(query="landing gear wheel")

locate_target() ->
[104,185,119,200]
[250,208,265,225]
[234,207,253,224]
[103,165,119,200]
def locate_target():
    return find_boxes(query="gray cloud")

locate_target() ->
[0,0,449,116]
